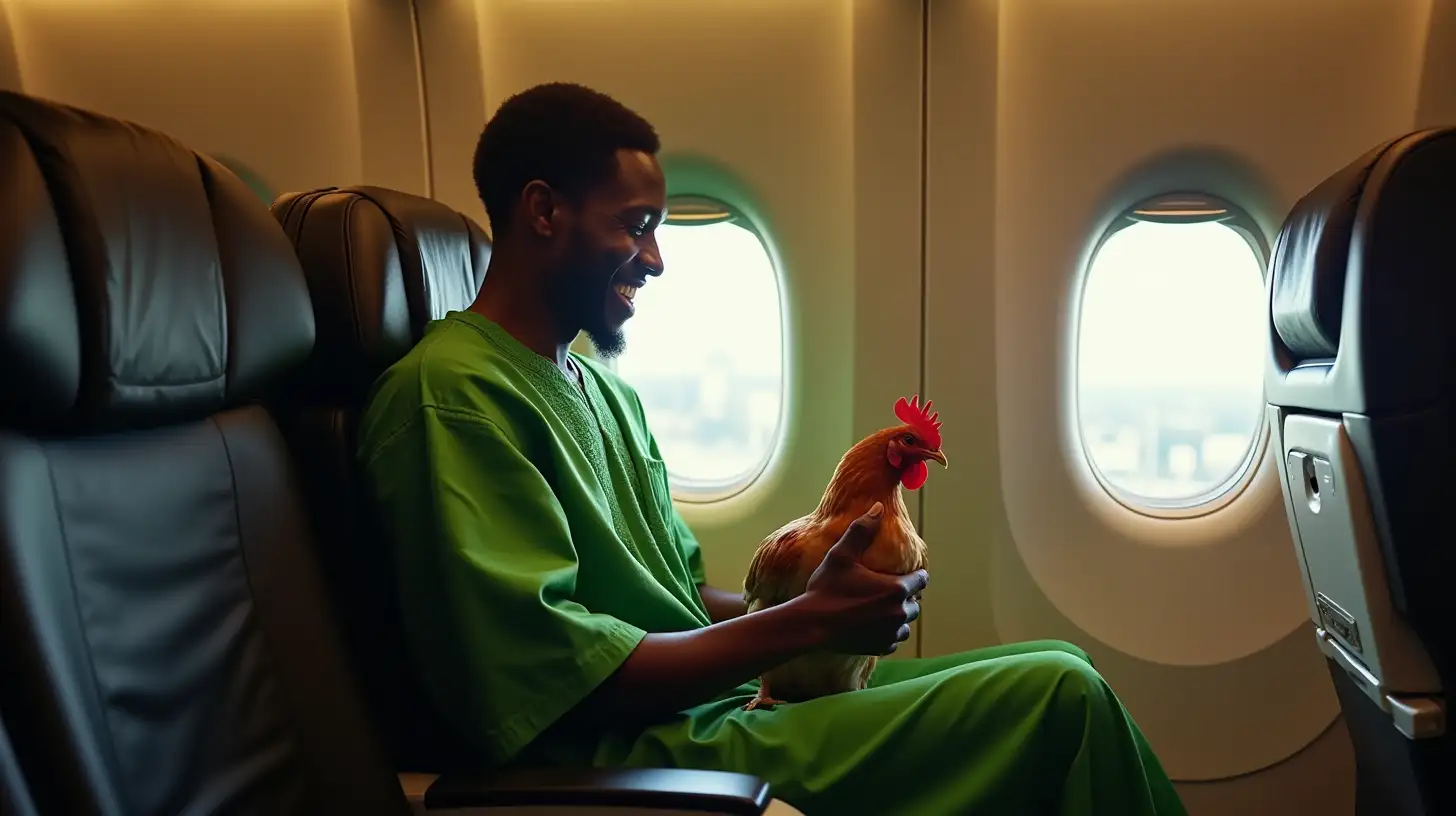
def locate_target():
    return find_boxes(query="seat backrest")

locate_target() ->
[269,186,489,772]
[1264,127,1455,812]
[0,92,409,816]
[2,716,37,816]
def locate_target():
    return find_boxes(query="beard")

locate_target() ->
[584,323,627,359]
[550,229,629,359]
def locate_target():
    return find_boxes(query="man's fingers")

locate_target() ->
[896,624,911,643]
[830,502,884,557]
[904,599,921,624]
[899,569,929,597]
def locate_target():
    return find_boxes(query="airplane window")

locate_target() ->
[1075,195,1267,510]
[615,197,784,501]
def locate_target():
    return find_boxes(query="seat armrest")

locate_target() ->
[422,767,772,814]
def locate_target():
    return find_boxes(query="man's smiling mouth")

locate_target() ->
[610,279,643,318]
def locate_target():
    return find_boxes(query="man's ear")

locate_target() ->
[520,180,558,238]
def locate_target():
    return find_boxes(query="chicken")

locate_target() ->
[740,395,947,711]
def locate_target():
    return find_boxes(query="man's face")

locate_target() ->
[547,149,667,357]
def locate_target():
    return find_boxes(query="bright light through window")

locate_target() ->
[616,211,784,497]
[1076,214,1267,505]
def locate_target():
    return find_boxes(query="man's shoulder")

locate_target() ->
[358,316,534,453]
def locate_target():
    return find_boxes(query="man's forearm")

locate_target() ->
[582,595,824,723]
[698,583,748,622]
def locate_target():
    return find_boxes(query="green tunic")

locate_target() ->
[357,310,1187,816]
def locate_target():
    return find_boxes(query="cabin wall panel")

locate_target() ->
[349,0,431,195]
[0,0,428,200]
[847,0,926,657]
[918,0,1002,655]
[414,0,490,221]
[1418,0,1456,127]
[926,0,1432,807]
[0,2,19,91]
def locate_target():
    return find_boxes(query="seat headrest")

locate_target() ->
[0,91,315,434]
[1269,127,1456,361]
[271,186,489,402]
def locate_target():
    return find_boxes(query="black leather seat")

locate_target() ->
[2,716,38,816]
[1265,127,1455,816]
[270,186,784,815]
[0,91,774,816]
[0,91,409,816]
[269,186,490,775]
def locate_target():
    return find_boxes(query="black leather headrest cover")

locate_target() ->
[0,91,315,434]
[1270,128,1456,362]
[272,186,489,403]
[1269,137,1395,360]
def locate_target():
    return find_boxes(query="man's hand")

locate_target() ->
[798,502,928,656]
[698,584,748,622]
[580,503,927,726]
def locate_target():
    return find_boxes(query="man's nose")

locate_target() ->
[638,239,664,276]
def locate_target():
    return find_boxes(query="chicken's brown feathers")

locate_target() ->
[743,516,824,609]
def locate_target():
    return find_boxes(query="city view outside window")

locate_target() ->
[616,207,785,498]
[1076,212,1268,505]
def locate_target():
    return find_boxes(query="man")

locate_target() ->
[357,82,1186,815]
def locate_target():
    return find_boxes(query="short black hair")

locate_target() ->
[473,82,660,234]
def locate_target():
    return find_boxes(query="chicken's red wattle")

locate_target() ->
[901,459,929,490]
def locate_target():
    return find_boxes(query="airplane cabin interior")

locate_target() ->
[0,1,1452,814]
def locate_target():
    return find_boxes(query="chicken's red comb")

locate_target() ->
[894,395,942,449]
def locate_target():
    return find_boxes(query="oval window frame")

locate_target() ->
[613,192,789,505]
[1072,191,1272,519]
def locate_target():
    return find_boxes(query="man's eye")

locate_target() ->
[616,215,649,237]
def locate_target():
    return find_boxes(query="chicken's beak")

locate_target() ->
[925,448,948,468]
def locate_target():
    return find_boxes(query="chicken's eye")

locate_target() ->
[902,434,916,445]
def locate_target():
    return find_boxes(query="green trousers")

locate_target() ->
[591,639,1187,815]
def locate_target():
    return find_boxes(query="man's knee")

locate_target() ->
[1037,650,1105,700]
[988,649,1111,733]
[934,651,1110,756]
[935,648,1106,712]
[1019,639,1095,667]
[1027,652,1113,771]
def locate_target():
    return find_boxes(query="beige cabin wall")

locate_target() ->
[0,0,429,200]
[0,3,18,91]
[1418,0,1456,127]
[413,0,490,226]
[925,0,1438,811]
